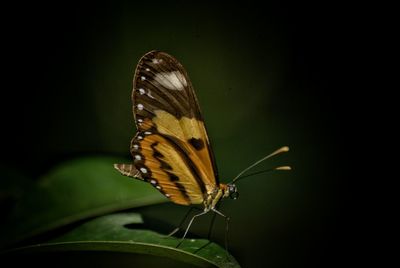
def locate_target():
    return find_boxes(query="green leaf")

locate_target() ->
[5,213,240,268]
[1,156,168,247]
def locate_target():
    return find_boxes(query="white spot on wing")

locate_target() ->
[138,88,145,95]
[135,155,141,160]
[140,167,147,173]
[137,118,143,122]
[145,68,150,71]
[141,76,146,81]
[154,71,187,90]
[137,104,144,110]
[156,185,162,189]
[165,193,171,197]
[150,179,157,185]
[152,58,162,64]
[133,144,139,150]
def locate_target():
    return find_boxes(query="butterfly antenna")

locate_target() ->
[231,146,291,184]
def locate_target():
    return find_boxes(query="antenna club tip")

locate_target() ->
[275,166,292,170]
[281,146,289,152]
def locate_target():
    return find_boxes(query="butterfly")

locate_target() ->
[114,50,290,244]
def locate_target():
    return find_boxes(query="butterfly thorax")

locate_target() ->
[204,185,223,210]
[203,183,234,210]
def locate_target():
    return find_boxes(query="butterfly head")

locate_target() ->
[225,183,239,200]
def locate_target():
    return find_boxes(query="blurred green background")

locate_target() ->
[2,1,351,267]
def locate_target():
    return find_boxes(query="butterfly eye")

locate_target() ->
[227,184,238,199]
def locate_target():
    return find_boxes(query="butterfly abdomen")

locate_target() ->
[114,163,142,179]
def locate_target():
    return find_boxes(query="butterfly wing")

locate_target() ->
[116,51,219,206]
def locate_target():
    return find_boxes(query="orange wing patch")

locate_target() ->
[132,133,205,205]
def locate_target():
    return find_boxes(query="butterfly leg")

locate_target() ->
[193,212,217,254]
[211,208,230,251]
[176,209,209,248]
[167,206,201,237]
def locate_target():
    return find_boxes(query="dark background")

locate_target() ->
[2,1,357,267]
